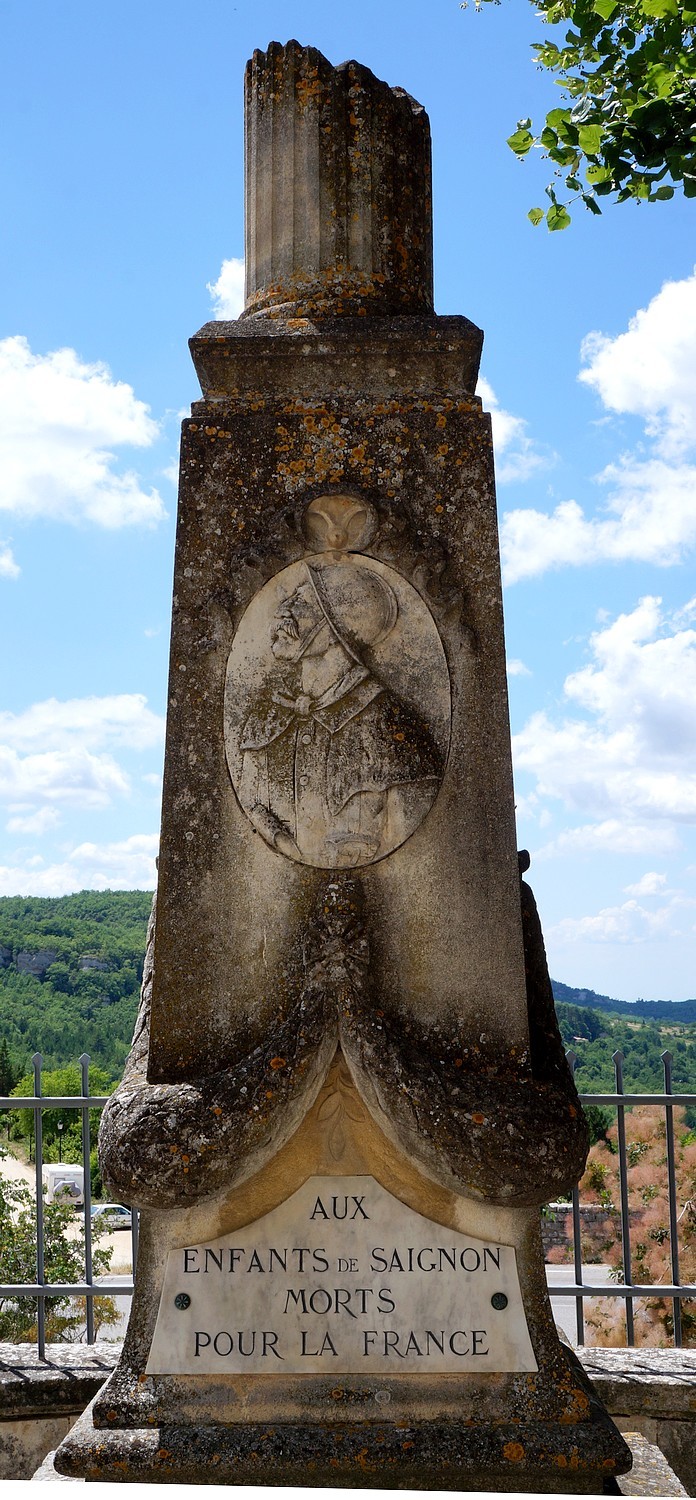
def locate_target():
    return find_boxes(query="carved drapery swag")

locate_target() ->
[99,872,588,1211]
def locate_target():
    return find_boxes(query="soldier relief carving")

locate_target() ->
[224,495,451,868]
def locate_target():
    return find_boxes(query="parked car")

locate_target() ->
[91,1202,132,1230]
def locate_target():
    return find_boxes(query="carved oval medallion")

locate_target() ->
[224,552,450,868]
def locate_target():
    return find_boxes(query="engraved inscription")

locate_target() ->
[147,1175,537,1375]
[224,553,450,868]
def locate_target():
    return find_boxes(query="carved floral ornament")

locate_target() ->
[224,493,451,868]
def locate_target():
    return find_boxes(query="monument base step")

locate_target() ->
[54,1395,631,1492]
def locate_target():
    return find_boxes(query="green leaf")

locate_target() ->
[582,193,603,213]
[570,97,594,124]
[654,184,675,198]
[641,0,678,14]
[540,126,559,149]
[578,124,603,153]
[586,162,612,182]
[507,127,534,156]
[547,203,572,229]
[528,206,545,225]
[550,145,581,167]
[593,0,619,19]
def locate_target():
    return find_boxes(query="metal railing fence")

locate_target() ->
[0,1053,138,1360]
[0,1049,694,1359]
[556,1047,696,1348]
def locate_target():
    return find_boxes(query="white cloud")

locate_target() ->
[0,833,158,897]
[0,542,19,579]
[536,821,679,859]
[514,596,696,842]
[0,746,129,810]
[0,694,164,753]
[0,337,166,528]
[207,257,246,320]
[0,694,164,816]
[477,377,548,484]
[624,871,668,897]
[579,268,696,460]
[502,269,696,583]
[501,460,696,584]
[550,895,693,946]
[507,658,531,677]
[6,806,61,836]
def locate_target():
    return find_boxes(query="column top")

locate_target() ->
[243,40,434,320]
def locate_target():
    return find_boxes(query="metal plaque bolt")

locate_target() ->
[491,1292,508,1311]
[174,1293,191,1310]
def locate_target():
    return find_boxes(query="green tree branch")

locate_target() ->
[465,0,696,227]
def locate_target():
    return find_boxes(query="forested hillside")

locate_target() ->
[555,1000,696,1101]
[552,979,696,1025]
[0,891,151,1081]
[0,891,695,1098]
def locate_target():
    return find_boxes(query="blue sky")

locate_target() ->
[1,0,695,1001]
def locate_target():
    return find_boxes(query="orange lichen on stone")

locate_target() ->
[503,1442,525,1463]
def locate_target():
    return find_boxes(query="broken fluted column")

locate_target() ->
[243,40,434,318]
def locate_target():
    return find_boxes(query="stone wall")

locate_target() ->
[1,1341,695,1492]
[542,1201,639,1259]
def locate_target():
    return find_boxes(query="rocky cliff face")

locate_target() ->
[15,949,58,977]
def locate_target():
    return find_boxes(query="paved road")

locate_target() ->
[0,1147,35,1188]
[545,1264,616,1345]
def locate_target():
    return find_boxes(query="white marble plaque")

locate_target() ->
[147,1175,536,1375]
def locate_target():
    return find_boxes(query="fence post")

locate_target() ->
[566,1049,585,1346]
[32,1053,45,1361]
[80,1054,94,1344]
[661,1050,682,1348]
[612,1050,634,1346]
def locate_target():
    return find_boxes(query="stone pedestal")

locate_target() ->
[54,42,631,1492]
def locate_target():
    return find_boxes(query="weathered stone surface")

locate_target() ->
[0,1415,74,1481]
[582,1348,696,1420]
[55,1392,631,1491]
[100,869,587,1211]
[60,41,627,1492]
[0,1341,117,1419]
[244,42,433,320]
[617,1431,688,1496]
[0,1342,117,1482]
[148,313,530,1093]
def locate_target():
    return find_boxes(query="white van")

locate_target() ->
[42,1163,84,1206]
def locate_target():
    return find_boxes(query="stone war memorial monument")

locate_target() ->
[56,42,632,1491]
